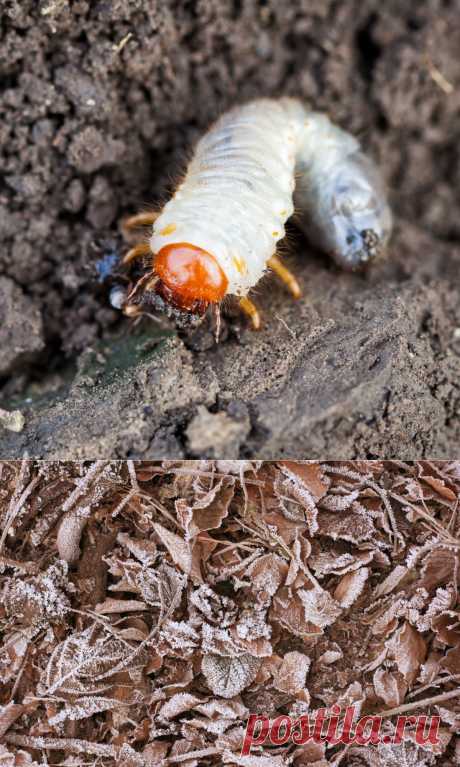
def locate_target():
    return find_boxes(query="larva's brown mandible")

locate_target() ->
[120,98,392,329]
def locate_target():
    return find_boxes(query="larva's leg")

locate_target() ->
[268,255,302,299]
[123,242,152,265]
[123,270,158,316]
[123,211,158,231]
[239,296,261,330]
[124,303,143,317]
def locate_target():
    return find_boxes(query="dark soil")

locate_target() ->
[0,0,459,458]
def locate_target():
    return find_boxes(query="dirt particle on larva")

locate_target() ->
[272,231,279,237]
[160,223,177,236]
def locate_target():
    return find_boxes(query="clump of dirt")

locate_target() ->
[1,460,460,765]
[0,1,459,457]
[0,277,44,376]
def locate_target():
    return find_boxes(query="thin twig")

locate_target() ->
[375,688,460,718]
[166,747,221,763]
[0,461,38,553]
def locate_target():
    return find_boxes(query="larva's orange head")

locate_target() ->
[154,242,228,312]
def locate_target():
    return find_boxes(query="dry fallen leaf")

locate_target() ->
[388,621,427,684]
[201,653,262,698]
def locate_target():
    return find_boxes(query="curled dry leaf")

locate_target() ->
[177,477,235,537]
[57,509,91,564]
[420,548,460,591]
[373,667,408,708]
[153,523,192,575]
[432,608,460,645]
[421,476,457,502]
[273,466,321,533]
[334,566,369,608]
[388,621,427,685]
[95,597,149,613]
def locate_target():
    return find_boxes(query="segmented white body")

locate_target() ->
[151,98,391,297]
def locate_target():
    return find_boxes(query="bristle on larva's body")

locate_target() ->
[122,98,392,326]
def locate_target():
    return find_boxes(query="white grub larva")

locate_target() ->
[122,98,392,329]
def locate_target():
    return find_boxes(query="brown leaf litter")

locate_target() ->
[0,460,460,766]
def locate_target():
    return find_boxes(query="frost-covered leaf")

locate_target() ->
[49,696,125,725]
[117,532,157,564]
[94,597,148,613]
[190,584,238,627]
[334,566,369,608]
[320,489,360,510]
[388,622,427,684]
[177,477,234,537]
[159,619,200,654]
[153,523,192,575]
[317,508,375,542]
[373,668,407,707]
[348,741,436,767]
[158,693,203,720]
[41,624,146,696]
[195,698,248,719]
[3,561,71,628]
[274,466,320,533]
[278,461,329,499]
[201,653,261,698]
[273,651,310,695]
[298,587,342,629]
[417,587,456,633]
[310,549,373,576]
[374,565,408,597]
[245,554,287,602]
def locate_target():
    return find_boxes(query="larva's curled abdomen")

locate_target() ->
[122,98,392,324]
